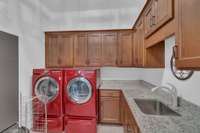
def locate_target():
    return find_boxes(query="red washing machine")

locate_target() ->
[63,69,100,133]
[32,69,63,132]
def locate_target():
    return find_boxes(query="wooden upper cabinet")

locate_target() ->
[144,0,155,36]
[154,0,173,27]
[87,33,102,67]
[45,34,57,67]
[118,31,133,67]
[134,19,144,67]
[45,34,74,67]
[133,30,138,67]
[175,0,200,69]
[102,32,117,66]
[74,33,88,67]
[144,0,173,38]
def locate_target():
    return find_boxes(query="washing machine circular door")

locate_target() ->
[35,76,59,104]
[66,77,92,104]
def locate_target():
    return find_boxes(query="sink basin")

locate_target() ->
[134,99,181,116]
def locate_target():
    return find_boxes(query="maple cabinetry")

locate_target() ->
[144,0,173,38]
[154,0,173,30]
[99,90,121,124]
[121,92,140,133]
[133,17,164,68]
[45,30,132,68]
[102,32,117,66]
[87,33,102,67]
[99,90,140,132]
[45,29,164,68]
[45,33,74,68]
[175,0,200,69]
[74,33,88,67]
[133,19,144,67]
[118,31,133,67]
[144,0,155,37]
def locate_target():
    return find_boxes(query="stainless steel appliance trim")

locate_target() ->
[66,77,92,104]
[34,76,59,103]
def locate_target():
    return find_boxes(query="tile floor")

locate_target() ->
[3,124,124,133]
[98,124,124,133]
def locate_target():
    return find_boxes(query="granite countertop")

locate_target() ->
[100,80,200,133]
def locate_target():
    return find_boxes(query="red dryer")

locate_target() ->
[63,69,100,133]
[32,69,63,132]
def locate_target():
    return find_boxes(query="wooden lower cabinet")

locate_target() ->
[99,90,140,133]
[99,90,121,124]
[121,94,140,133]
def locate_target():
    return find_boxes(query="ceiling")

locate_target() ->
[40,0,146,12]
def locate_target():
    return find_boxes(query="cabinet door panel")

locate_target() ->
[133,19,144,67]
[87,33,102,67]
[118,31,133,66]
[45,34,74,67]
[176,0,200,68]
[137,22,144,67]
[59,35,74,67]
[155,0,173,29]
[102,32,117,66]
[133,30,140,67]
[74,34,88,67]
[45,35,58,67]
[144,0,173,38]
[100,97,120,124]
[144,0,155,36]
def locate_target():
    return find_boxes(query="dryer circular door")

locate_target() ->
[66,77,92,104]
[35,76,59,104]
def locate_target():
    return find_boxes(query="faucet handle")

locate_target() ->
[151,86,159,92]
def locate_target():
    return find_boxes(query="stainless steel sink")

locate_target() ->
[134,99,181,116]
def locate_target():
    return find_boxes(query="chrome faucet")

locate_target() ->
[151,83,178,109]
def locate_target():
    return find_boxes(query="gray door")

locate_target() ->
[0,31,18,131]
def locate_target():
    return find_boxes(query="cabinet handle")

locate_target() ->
[173,46,178,59]
[127,126,132,133]
[152,16,156,26]
[150,17,153,27]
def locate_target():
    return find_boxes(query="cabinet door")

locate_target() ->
[74,33,88,67]
[134,21,144,67]
[133,30,138,66]
[175,0,200,69]
[154,0,173,30]
[137,20,144,67]
[100,97,120,124]
[45,34,58,67]
[144,0,155,37]
[118,31,133,66]
[134,19,144,67]
[102,32,117,66]
[45,34,74,67]
[87,33,102,67]
[144,0,173,38]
